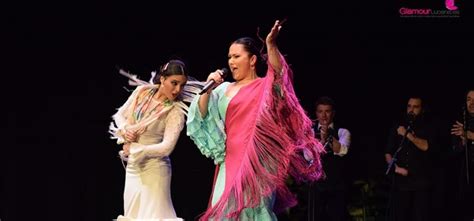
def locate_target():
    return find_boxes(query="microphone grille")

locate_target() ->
[221,68,230,78]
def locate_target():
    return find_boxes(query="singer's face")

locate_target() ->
[228,43,256,81]
[406,98,422,116]
[159,75,187,101]
[316,104,334,126]
[467,91,474,114]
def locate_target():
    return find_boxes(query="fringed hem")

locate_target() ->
[270,54,325,185]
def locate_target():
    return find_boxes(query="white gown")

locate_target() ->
[116,103,184,221]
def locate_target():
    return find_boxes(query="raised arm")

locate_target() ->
[266,20,284,73]
[397,126,429,151]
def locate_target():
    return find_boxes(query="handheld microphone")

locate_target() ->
[199,68,229,95]
[463,105,467,131]
[407,112,415,124]
[406,112,416,131]
[324,134,334,151]
[318,126,334,152]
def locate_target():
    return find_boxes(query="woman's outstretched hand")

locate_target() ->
[266,20,283,47]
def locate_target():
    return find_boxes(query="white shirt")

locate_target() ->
[317,122,351,157]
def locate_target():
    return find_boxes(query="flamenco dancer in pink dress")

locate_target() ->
[187,20,325,220]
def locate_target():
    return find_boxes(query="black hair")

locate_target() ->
[152,59,187,84]
[315,96,336,111]
[231,37,267,77]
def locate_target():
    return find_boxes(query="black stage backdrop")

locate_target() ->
[2,1,473,221]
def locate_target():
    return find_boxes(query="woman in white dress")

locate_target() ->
[110,60,199,220]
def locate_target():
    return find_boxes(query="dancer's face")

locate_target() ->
[228,43,257,81]
[159,75,187,101]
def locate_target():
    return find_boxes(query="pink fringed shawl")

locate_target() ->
[201,56,325,220]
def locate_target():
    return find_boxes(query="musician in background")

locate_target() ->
[384,96,436,221]
[310,96,351,221]
[450,88,474,221]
